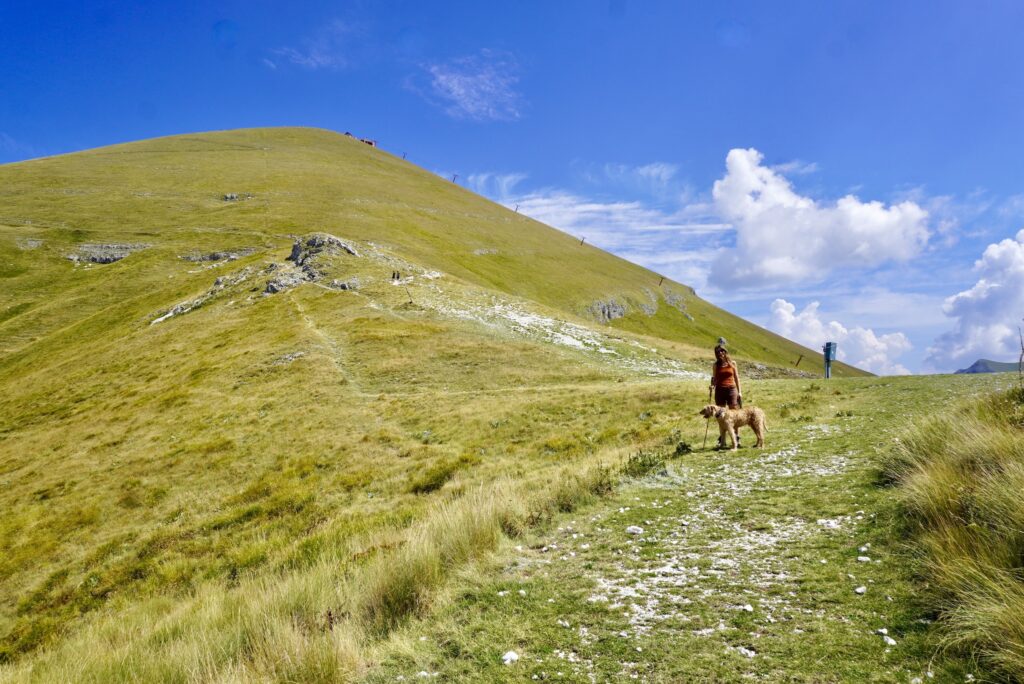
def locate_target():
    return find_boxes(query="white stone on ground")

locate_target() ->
[502,651,519,665]
[855,586,867,595]
[626,525,644,535]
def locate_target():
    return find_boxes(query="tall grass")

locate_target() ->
[0,463,620,683]
[882,386,1024,679]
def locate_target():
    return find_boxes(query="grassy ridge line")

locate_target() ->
[882,382,1024,680]
[0,126,865,375]
[0,449,676,682]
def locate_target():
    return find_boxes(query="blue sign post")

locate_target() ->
[823,342,837,379]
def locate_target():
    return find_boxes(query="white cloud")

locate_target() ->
[710,148,931,288]
[769,299,913,375]
[771,159,819,175]
[465,180,727,290]
[466,172,528,199]
[510,189,727,246]
[271,20,351,70]
[589,162,682,198]
[422,50,522,121]
[926,229,1024,370]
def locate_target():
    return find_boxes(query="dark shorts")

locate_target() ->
[715,386,739,409]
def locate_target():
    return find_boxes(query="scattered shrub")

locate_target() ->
[621,450,666,478]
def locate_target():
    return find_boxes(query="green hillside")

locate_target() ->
[0,127,868,680]
[0,127,860,373]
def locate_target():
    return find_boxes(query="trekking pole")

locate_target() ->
[702,386,713,449]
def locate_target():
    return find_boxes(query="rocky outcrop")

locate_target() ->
[590,299,626,323]
[180,248,256,263]
[288,233,359,266]
[66,243,149,264]
[151,267,254,325]
[263,233,360,295]
[264,268,307,294]
[640,288,659,316]
[328,278,359,290]
[16,238,43,250]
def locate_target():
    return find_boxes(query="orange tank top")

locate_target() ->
[713,363,737,388]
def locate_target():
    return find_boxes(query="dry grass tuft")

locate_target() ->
[883,386,1024,680]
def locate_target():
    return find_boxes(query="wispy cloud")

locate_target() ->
[466,172,528,199]
[576,161,688,202]
[417,50,522,121]
[268,20,351,70]
[771,159,819,175]
[464,171,729,290]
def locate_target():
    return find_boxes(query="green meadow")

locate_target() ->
[2,128,1018,682]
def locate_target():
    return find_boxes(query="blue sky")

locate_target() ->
[3,1,1024,373]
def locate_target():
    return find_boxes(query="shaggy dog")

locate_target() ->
[699,404,767,450]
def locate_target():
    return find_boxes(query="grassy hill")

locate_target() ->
[0,127,869,680]
[0,127,862,372]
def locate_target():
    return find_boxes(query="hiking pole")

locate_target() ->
[702,386,713,449]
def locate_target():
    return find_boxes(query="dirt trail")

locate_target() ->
[371,377,990,682]
[288,293,365,393]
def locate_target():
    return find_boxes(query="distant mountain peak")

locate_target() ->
[954,358,1019,374]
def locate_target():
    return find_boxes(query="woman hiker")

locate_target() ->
[709,340,742,448]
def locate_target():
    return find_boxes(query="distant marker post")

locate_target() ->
[823,342,837,379]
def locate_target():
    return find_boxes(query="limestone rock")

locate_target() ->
[66,243,149,264]
[288,233,359,266]
[590,299,626,323]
